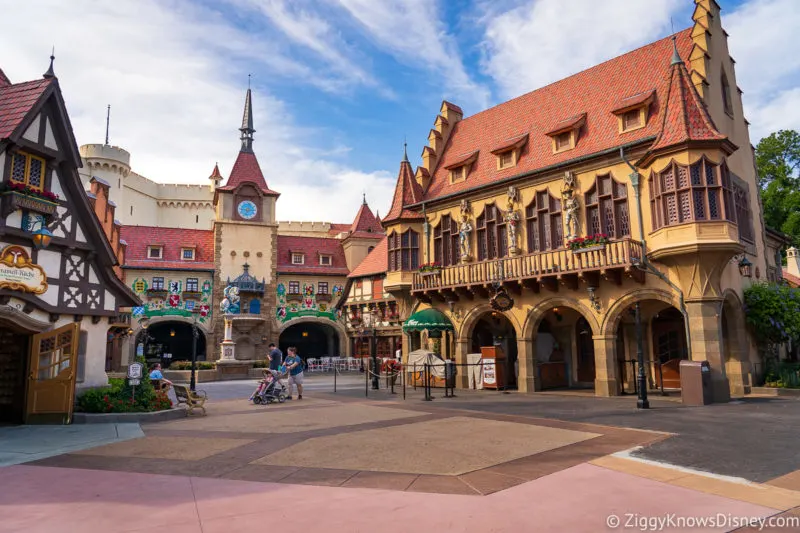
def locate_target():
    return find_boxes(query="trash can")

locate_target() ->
[679,360,713,406]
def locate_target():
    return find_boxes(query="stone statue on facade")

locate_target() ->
[219,285,240,361]
[220,285,240,315]
[503,188,521,255]
[459,199,473,262]
[561,171,579,241]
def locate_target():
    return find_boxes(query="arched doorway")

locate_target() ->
[575,316,596,384]
[0,320,32,424]
[136,321,207,368]
[471,312,517,389]
[280,321,340,360]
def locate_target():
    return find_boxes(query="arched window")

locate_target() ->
[649,158,733,230]
[585,174,630,238]
[249,299,261,314]
[525,191,562,252]
[433,215,459,266]
[388,229,419,271]
[476,204,507,261]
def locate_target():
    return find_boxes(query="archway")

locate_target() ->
[279,321,341,360]
[470,311,518,389]
[136,321,207,369]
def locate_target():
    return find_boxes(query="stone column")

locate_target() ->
[593,335,619,397]
[516,337,538,393]
[686,299,730,403]
[455,337,470,388]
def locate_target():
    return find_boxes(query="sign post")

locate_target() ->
[128,362,143,403]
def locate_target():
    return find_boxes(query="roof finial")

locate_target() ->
[403,136,408,162]
[670,35,682,66]
[239,82,255,153]
[43,47,55,79]
[362,191,367,205]
[105,105,111,145]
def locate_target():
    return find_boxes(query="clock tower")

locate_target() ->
[211,87,280,363]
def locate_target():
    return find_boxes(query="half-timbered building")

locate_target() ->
[0,58,138,424]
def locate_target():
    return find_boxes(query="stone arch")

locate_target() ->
[457,303,522,342]
[600,288,678,337]
[523,296,600,340]
[278,316,348,356]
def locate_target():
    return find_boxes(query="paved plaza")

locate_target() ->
[2,376,800,532]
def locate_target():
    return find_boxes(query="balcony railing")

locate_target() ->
[412,238,643,293]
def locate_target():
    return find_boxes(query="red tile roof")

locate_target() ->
[120,225,215,271]
[383,159,424,224]
[0,68,10,88]
[349,201,382,234]
[328,223,352,236]
[545,113,587,136]
[277,235,349,275]
[348,237,388,278]
[490,133,529,154]
[646,49,727,155]
[0,78,52,140]
[423,30,696,202]
[217,151,279,196]
[209,163,223,180]
[783,270,800,288]
[611,89,656,114]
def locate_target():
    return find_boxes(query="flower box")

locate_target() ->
[420,270,441,277]
[572,244,606,254]
[0,191,58,219]
[182,291,203,300]
[316,293,332,302]
[286,292,303,301]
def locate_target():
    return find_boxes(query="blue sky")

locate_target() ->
[1,0,798,222]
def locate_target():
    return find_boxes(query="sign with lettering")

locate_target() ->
[128,362,143,379]
[0,245,47,294]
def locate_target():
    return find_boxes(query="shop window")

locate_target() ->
[649,158,733,230]
[525,191,563,252]
[585,173,630,238]
[10,151,45,191]
[434,214,460,266]
[476,204,508,261]
[388,229,419,271]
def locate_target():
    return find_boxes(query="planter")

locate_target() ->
[286,292,303,301]
[419,270,442,277]
[571,244,606,254]
[163,369,219,383]
[146,289,168,297]
[73,407,187,424]
[1,191,58,219]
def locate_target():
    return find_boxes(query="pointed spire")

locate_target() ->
[383,151,424,226]
[105,105,111,145]
[403,137,409,162]
[362,192,367,205]
[670,35,682,66]
[43,47,55,79]
[209,162,223,181]
[239,81,255,153]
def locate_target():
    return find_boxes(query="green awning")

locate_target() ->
[403,308,455,333]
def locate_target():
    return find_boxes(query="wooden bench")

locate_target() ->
[172,383,207,415]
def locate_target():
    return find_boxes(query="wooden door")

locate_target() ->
[26,322,80,424]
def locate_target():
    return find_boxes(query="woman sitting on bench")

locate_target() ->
[149,363,173,389]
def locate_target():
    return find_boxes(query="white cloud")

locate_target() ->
[480,0,683,100]
[0,0,394,222]
[724,0,800,140]
[335,0,491,110]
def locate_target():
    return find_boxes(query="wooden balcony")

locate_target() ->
[411,238,644,299]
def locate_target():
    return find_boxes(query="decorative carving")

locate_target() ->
[459,199,473,262]
[490,288,514,312]
[562,171,580,240]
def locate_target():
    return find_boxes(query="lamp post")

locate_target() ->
[634,302,649,409]
[190,311,200,392]
[370,308,380,390]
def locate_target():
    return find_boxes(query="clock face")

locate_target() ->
[237,200,257,220]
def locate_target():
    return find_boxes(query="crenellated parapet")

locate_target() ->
[80,144,131,177]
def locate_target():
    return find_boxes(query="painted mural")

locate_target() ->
[276,282,342,323]
[130,278,212,324]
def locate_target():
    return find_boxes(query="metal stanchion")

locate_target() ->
[402,365,406,400]
[423,363,432,401]
[365,362,368,398]
[334,366,337,393]
[413,363,417,390]
[658,362,667,396]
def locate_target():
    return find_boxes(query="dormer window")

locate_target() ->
[612,90,654,134]
[291,252,304,265]
[10,151,46,191]
[181,247,195,260]
[319,254,332,266]
[499,151,514,169]
[546,114,585,154]
[148,246,163,259]
[445,151,479,185]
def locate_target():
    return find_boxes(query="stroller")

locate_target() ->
[250,369,288,404]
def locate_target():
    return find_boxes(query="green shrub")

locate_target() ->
[764,361,800,389]
[168,360,215,370]
[197,362,215,370]
[252,360,269,368]
[76,356,173,413]
[744,283,800,345]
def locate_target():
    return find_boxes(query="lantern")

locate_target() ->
[738,256,753,278]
